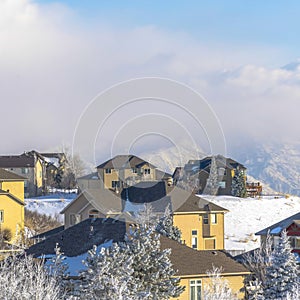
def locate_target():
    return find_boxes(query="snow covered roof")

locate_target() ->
[256,212,300,236]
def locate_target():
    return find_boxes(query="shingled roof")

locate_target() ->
[0,168,25,180]
[26,218,127,257]
[0,154,35,168]
[27,219,249,277]
[256,212,300,236]
[96,154,156,169]
[160,235,250,276]
[60,188,123,214]
[167,186,228,213]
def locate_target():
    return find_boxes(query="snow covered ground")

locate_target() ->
[25,193,300,254]
[25,193,77,221]
[202,195,300,252]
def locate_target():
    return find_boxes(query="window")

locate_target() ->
[89,209,99,219]
[144,168,151,175]
[105,168,112,174]
[190,280,202,300]
[192,230,198,249]
[218,181,226,188]
[70,214,81,226]
[112,181,120,188]
[132,168,137,173]
[204,238,216,250]
[218,167,226,176]
[290,237,300,249]
[273,236,280,247]
[22,168,29,174]
[203,214,209,225]
[211,213,217,224]
[0,210,3,223]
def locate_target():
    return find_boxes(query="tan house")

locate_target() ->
[0,152,45,197]
[77,154,172,192]
[61,180,228,251]
[173,155,246,196]
[0,169,25,243]
[27,218,250,299]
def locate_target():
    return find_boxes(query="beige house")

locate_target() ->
[78,154,172,192]
[0,152,45,197]
[61,181,228,252]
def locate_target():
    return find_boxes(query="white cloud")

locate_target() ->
[0,0,299,161]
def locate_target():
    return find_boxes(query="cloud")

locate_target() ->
[0,0,299,163]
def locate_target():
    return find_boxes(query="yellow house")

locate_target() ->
[167,186,228,250]
[0,151,45,197]
[160,236,250,300]
[94,154,172,190]
[0,168,25,243]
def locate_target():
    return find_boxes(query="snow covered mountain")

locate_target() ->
[140,141,300,196]
[232,142,300,196]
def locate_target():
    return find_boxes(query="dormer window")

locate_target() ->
[105,168,112,174]
[89,209,100,219]
[144,169,150,175]
[132,168,138,173]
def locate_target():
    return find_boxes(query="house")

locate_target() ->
[61,180,228,251]
[27,217,250,299]
[173,155,246,196]
[40,152,66,187]
[256,212,300,254]
[0,168,25,243]
[246,182,262,197]
[77,154,173,192]
[0,151,46,197]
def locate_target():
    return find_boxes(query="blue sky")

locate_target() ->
[36,0,300,61]
[1,0,300,161]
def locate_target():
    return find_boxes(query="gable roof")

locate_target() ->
[96,154,156,169]
[168,186,228,213]
[160,236,250,276]
[185,155,246,175]
[256,212,300,236]
[0,168,25,181]
[60,188,122,214]
[0,154,35,168]
[27,219,249,277]
[26,218,127,257]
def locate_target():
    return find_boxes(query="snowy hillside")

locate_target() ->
[232,142,300,196]
[203,195,300,252]
[25,193,77,221]
[25,192,300,254]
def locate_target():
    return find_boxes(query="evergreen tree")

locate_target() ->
[125,206,184,299]
[156,205,182,242]
[264,230,299,299]
[80,243,135,300]
[231,167,247,197]
[204,156,219,195]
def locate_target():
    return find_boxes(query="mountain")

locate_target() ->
[231,142,300,196]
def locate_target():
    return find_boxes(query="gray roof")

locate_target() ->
[96,154,156,169]
[256,212,300,236]
[26,218,127,257]
[61,188,123,214]
[168,186,228,213]
[0,154,35,168]
[0,168,25,180]
[27,219,249,277]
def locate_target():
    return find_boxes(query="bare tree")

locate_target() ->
[203,266,238,300]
